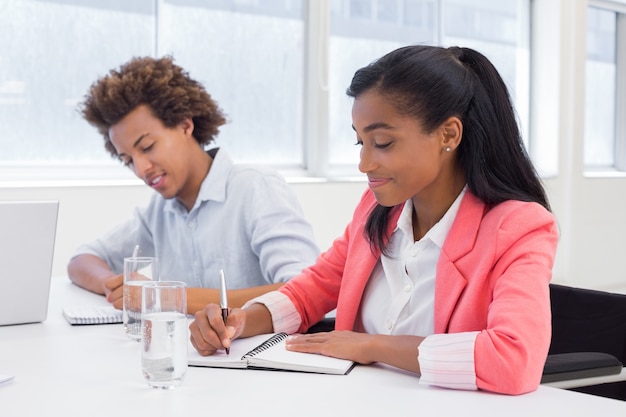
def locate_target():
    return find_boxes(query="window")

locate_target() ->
[0,0,155,180]
[585,6,617,168]
[327,0,530,172]
[0,0,531,182]
[158,0,304,169]
[584,1,626,172]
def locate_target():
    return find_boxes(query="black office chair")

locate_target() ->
[306,317,336,334]
[541,283,626,400]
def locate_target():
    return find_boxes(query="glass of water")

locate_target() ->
[123,256,159,341]
[141,281,188,389]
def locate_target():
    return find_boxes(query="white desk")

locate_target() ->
[1,279,626,417]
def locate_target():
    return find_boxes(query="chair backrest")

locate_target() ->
[549,283,626,362]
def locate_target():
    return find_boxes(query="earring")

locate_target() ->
[445,146,451,152]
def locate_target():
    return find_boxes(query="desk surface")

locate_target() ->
[1,279,626,417]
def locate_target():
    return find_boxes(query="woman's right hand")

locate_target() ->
[189,303,246,356]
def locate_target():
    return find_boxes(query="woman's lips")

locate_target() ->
[367,177,391,189]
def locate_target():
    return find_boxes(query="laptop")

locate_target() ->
[0,200,59,326]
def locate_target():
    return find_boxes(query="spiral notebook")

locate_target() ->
[62,305,123,325]
[188,332,354,375]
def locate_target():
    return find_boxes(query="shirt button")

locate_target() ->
[411,247,419,256]
[387,321,393,330]
[404,284,412,292]
[188,221,196,228]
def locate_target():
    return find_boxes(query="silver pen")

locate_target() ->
[219,269,230,354]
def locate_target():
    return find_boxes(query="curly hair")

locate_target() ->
[79,55,227,158]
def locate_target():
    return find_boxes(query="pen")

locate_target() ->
[131,245,140,276]
[219,269,230,354]
[132,244,140,258]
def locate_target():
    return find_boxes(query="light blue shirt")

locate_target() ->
[74,149,320,289]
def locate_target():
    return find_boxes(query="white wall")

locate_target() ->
[1,174,625,294]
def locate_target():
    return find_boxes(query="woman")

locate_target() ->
[189,45,559,395]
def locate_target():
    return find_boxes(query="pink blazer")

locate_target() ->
[279,189,558,394]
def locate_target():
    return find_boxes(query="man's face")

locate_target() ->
[109,105,200,208]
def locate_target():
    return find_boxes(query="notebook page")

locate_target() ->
[247,337,354,375]
[187,333,277,368]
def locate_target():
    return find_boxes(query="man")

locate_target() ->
[68,56,320,314]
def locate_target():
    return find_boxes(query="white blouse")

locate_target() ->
[355,187,467,336]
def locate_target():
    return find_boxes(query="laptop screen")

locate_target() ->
[0,200,59,326]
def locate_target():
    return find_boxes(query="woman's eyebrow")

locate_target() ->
[352,122,396,133]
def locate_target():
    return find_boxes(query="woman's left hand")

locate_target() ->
[285,330,377,364]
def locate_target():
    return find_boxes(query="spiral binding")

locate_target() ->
[63,306,123,325]
[241,332,289,359]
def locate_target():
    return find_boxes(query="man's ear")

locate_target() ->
[180,117,194,137]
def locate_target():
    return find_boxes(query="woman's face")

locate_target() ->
[352,90,457,208]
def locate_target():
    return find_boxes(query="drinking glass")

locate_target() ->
[141,281,188,389]
[123,256,158,341]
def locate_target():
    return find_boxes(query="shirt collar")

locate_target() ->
[164,147,233,215]
[396,186,467,248]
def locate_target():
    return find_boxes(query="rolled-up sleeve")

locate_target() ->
[243,291,302,334]
[418,331,479,390]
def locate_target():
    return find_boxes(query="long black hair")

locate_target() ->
[346,45,550,254]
